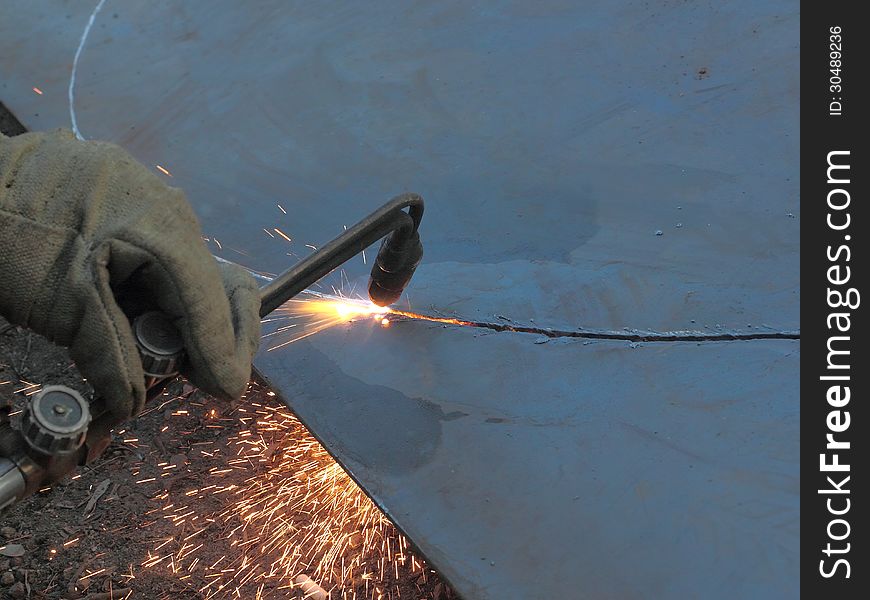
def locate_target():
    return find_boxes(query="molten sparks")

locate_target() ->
[155,164,172,177]
[388,309,474,328]
[273,228,292,243]
[260,291,479,351]
[13,380,42,396]
[140,387,431,598]
[263,293,390,351]
[32,86,43,95]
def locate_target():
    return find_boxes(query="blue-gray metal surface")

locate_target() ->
[0,1,799,598]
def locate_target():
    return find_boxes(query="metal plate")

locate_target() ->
[0,1,799,597]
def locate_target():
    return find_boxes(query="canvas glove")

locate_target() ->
[0,129,260,421]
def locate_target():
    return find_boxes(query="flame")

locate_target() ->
[263,294,389,351]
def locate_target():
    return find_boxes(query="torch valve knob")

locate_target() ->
[133,311,184,378]
[21,386,90,456]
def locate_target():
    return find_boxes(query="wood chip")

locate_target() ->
[83,479,112,516]
[293,574,327,600]
[0,543,25,557]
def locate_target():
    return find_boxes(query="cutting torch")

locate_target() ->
[0,193,424,513]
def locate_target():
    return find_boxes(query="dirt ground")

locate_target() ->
[1,108,455,600]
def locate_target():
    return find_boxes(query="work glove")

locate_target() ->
[0,129,260,421]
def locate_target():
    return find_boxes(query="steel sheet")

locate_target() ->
[0,1,799,597]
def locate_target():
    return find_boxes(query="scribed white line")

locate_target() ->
[69,0,108,140]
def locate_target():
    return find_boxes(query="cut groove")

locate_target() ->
[389,309,800,343]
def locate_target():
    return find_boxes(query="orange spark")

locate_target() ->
[156,165,172,176]
[273,228,292,243]
[32,86,43,95]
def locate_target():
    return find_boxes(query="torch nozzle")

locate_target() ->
[368,228,423,307]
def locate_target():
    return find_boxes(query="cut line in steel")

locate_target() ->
[388,309,800,342]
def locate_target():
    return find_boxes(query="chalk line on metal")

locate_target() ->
[68,0,108,140]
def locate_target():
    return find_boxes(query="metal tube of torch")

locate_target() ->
[258,193,423,316]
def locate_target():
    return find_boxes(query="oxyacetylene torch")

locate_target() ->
[0,193,423,512]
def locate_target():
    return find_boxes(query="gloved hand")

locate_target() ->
[0,129,260,421]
